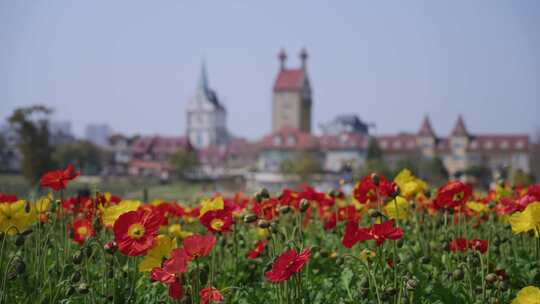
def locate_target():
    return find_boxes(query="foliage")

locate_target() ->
[8,105,56,185]
[53,140,108,175]
[1,167,540,303]
[279,150,322,182]
[169,150,200,179]
[366,137,383,160]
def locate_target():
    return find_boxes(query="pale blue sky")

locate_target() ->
[1,1,539,139]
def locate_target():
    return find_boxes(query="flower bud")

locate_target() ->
[24,200,31,213]
[268,222,278,234]
[14,234,25,247]
[452,269,464,281]
[299,199,310,213]
[22,229,33,236]
[368,209,382,218]
[278,205,292,214]
[243,213,257,224]
[72,250,84,265]
[486,273,498,284]
[406,279,418,290]
[66,286,76,297]
[77,283,90,294]
[371,173,380,186]
[71,271,82,283]
[391,186,401,198]
[93,217,102,233]
[257,219,270,229]
[104,241,117,254]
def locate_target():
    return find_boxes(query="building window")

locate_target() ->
[484,141,493,150]
[516,140,524,149]
[287,135,296,146]
[470,141,478,149]
[393,141,402,149]
[273,136,282,146]
[500,140,509,149]
[380,140,388,149]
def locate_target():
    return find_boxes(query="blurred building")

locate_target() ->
[85,124,112,147]
[272,49,312,133]
[128,136,192,178]
[186,63,228,149]
[320,114,369,136]
[106,134,138,176]
[49,120,76,145]
[377,116,530,177]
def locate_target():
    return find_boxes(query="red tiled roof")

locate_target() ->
[274,69,305,91]
[319,132,368,150]
[418,116,436,137]
[132,136,191,155]
[467,134,529,152]
[451,115,468,137]
[260,127,318,150]
[376,133,418,152]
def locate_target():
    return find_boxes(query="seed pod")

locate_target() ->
[419,256,431,264]
[257,219,270,229]
[268,222,278,234]
[486,273,498,284]
[406,279,418,290]
[391,186,401,198]
[77,283,90,294]
[14,234,25,247]
[278,205,292,214]
[299,199,310,213]
[243,213,257,224]
[260,188,270,199]
[452,269,464,281]
[384,287,397,297]
[72,250,84,265]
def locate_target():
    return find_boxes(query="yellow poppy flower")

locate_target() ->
[168,223,193,239]
[512,286,540,304]
[138,235,177,272]
[199,196,224,217]
[394,169,427,198]
[0,200,35,235]
[508,202,540,237]
[467,201,489,214]
[35,193,53,213]
[359,249,376,263]
[100,200,140,227]
[384,196,409,220]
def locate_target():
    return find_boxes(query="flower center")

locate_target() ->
[128,223,146,239]
[210,219,224,231]
[77,226,88,236]
[453,192,464,202]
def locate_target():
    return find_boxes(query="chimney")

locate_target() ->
[278,49,287,71]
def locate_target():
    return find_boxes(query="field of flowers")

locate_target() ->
[1,165,540,304]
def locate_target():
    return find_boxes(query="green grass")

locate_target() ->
[0,174,214,203]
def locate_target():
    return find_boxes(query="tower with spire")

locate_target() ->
[272,48,312,133]
[186,63,228,149]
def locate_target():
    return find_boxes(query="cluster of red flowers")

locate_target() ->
[353,174,397,205]
[150,234,219,300]
[448,238,489,254]
[433,181,473,210]
[342,219,404,248]
[265,248,311,283]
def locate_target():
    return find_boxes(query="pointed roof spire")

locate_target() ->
[451,115,469,137]
[199,60,209,90]
[418,115,436,137]
[300,48,308,70]
[278,49,287,71]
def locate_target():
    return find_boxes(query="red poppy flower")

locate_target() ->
[0,193,18,203]
[265,248,311,283]
[353,174,396,205]
[247,240,268,259]
[71,218,95,245]
[113,209,161,256]
[200,287,224,304]
[150,248,189,300]
[468,239,488,254]
[434,181,472,210]
[323,212,337,230]
[448,238,468,252]
[183,234,216,259]
[366,220,404,246]
[342,220,360,248]
[200,209,233,233]
[40,164,80,191]
[168,280,183,300]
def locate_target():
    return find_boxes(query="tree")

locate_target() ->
[53,140,107,175]
[8,105,56,185]
[169,150,199,179]
[418,156,448,186]
[530,128,540,182]
[280,151,322,182]
[366,137,383,160]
